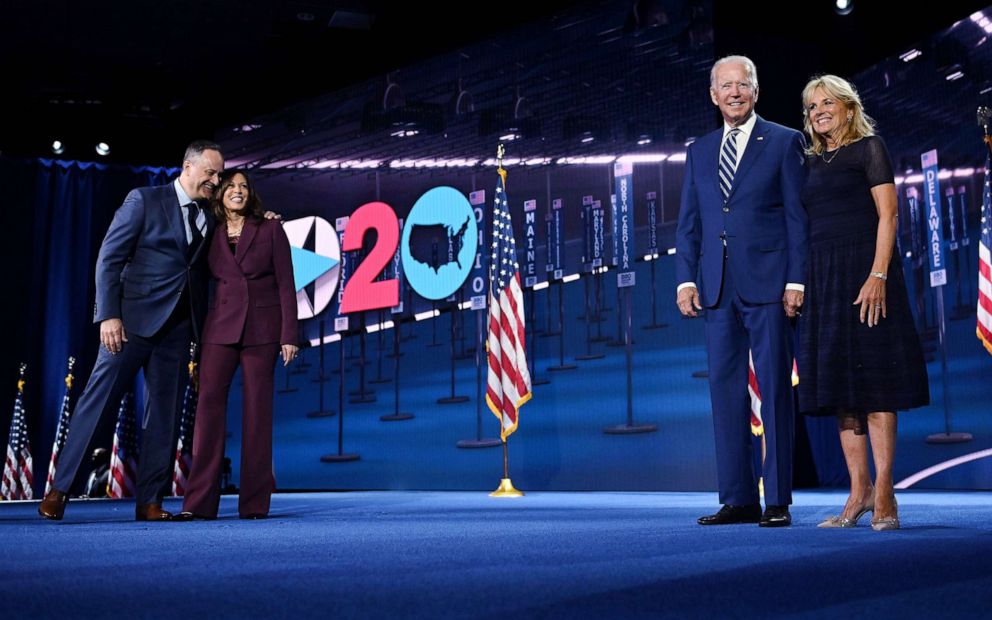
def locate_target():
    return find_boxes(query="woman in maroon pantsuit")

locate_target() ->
[178,170,298,520]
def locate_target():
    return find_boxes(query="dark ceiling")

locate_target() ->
[1,0,988,166]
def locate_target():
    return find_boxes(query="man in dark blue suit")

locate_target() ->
[39,140,223,521]
[676,56,808,527]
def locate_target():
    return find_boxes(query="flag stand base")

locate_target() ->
[926,432,973,444]
[490,478,524,497]
[457,438,502,449]
[603,423,657,434]
[320,453,360,463]
[380,412,414,421]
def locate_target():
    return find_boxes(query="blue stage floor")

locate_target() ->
[2,491,990,619]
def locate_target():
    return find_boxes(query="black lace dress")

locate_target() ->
[798,136,929,420]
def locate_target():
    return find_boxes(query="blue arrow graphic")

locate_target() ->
[291,245,339,292]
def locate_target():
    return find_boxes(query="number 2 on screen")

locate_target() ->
[338,202,400,313]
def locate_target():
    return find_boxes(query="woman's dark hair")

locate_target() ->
[211,169,264,222]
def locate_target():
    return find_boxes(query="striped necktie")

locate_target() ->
[185,203,203,258]
[719,128,741,201]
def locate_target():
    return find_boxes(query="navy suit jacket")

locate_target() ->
[675,116,808,307]
[93,183,213,339]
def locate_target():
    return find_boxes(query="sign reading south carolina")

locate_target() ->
[401,186,478,300]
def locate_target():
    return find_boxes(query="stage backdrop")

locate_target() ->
[7,3,992,495]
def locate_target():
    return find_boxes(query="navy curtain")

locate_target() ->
[1,157,176,495]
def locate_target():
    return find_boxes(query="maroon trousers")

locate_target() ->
[183,342,279,518]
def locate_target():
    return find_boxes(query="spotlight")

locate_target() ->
[51,140,65,155]
[95,142,111,156]
[899,49,922,62]
[835,0,853,16]
[564,116,610,144]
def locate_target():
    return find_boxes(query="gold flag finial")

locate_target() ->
[65,356,76,390]
[188,341,199,387]
[497,143,508,183]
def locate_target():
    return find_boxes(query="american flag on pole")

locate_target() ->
[977,154,992,355]
[172,349,198,496]
[747,352,800,436]
[486,165,532,440]
[45,357,75,496]
[108,392,138,499]
[2,365,34,500]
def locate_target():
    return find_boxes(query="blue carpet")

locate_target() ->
[2,491,990,619]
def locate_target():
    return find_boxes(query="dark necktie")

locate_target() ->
[186,203,203,258]
[719,128,741,201]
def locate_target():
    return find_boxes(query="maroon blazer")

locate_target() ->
[201,218,298,346]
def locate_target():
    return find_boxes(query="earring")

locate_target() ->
[847,113,853,121]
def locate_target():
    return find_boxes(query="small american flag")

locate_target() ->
[747,352,763,436]
[486,164,532,440]
[108,393,139,499]
[2,365,34,501]
[747,352,799,436]
[172,349,198,496]
[45,357,75,496]
[977,154,992,355]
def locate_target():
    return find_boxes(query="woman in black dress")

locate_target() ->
[799,75,929,531]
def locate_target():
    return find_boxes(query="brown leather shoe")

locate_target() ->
[38,490,69,520]
[135,503,173,522]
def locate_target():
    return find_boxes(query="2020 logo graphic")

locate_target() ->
[286,186,479,319]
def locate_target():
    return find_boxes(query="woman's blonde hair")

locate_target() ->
[801,74,876,155]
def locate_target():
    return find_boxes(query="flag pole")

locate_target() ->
[45,357,75,496]
[490,143,524,498]
[490,437,523,497]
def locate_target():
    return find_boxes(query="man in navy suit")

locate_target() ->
[675,56,808,527]
[39,140,223,521]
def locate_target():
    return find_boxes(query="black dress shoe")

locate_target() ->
[698,504,762,525]
[759,505,792,528]
[173,511,215,521]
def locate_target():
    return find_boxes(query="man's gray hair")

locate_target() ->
[710,55,759,90]
[183,139,222,164]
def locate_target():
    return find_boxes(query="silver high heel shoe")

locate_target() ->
[818,490,875,528]
[871,496,900,531]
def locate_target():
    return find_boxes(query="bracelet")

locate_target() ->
[870,271,887,281]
